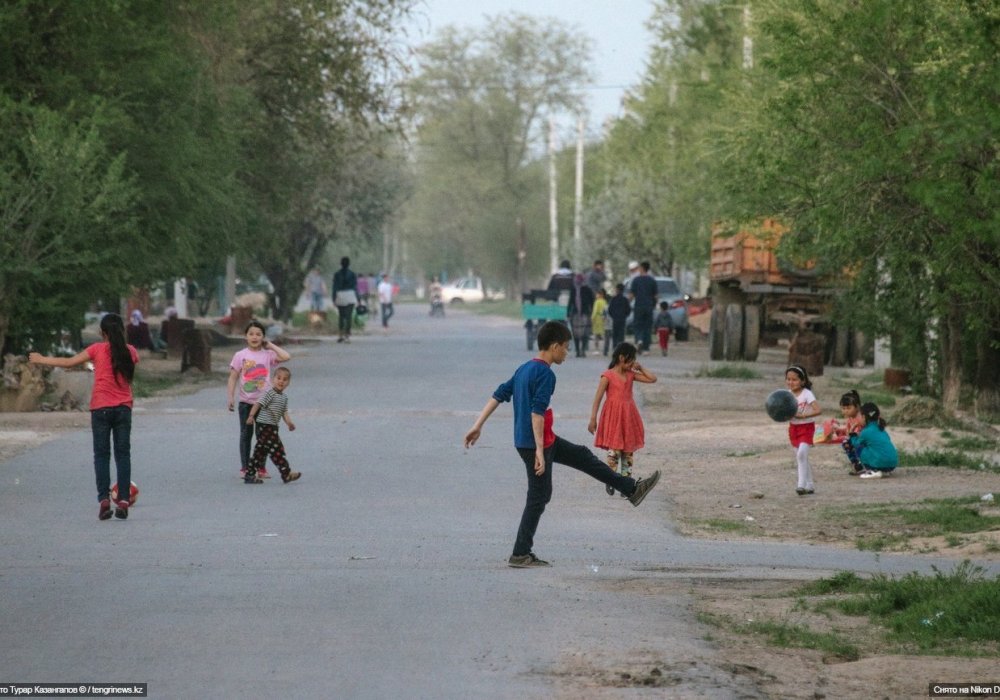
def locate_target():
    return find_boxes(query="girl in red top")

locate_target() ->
[30,313,138,520]
[588,342,657,495]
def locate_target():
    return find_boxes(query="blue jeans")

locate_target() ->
[513,436,637,556]
[91,406,132,502]
[238,402,259,469]
[381,302,394,328]
[633,307,653,352]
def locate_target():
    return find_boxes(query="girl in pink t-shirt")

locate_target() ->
[30,313,139,520]
[226,320,290,478]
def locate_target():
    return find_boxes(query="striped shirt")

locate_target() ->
[255,388,288,426]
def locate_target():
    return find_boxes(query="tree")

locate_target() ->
[708,0,1000,413]
[403,14,593,287]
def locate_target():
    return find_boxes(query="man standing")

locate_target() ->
[628,261,658,354]
[332,257,358,343]
[378,272,395,329]
[585,260,606,294]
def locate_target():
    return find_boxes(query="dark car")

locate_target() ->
[626,276,690,341]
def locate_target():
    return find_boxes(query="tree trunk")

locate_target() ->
[974,327,1000,417]
[940,301,962,411]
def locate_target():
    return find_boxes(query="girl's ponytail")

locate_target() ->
[101,313,135,383]
[860,402,886,430]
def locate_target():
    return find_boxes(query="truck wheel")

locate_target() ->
[832,326,849,366]
[723,305,744,361]
[743,305,761,361]
[709,307,726,360]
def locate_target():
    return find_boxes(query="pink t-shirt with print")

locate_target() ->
[229,347,279,404]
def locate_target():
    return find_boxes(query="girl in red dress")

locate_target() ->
[588,342,657,495]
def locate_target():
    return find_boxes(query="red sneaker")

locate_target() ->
[99,499,113,520]
[114,500,129,520]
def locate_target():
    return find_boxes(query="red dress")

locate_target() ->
[594,369,645,452]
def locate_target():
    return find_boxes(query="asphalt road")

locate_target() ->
[2,305,994,699]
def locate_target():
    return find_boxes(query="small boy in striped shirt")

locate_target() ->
[244,366,302,485]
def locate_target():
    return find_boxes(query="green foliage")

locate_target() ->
[897,449,999,471]
[402,13,593,287]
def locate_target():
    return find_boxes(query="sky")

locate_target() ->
[403,0,656,137]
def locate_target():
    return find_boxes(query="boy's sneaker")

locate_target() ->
[258,467,271,479]
[114,500,129,520]
[795,487,815,495]
[244,473,264,484]
[239,468,246,479]
[282,471,301,484]
[508,553,550,568]
[99,499,113,520]
[627,470,661,507]
[859,469,883,479]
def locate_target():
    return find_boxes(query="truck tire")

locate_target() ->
[709,307,726,360]
[832,326,849,367]
[743,305,761,361]
[723,305,744,361]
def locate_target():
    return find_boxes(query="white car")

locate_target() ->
[440,277,486,303]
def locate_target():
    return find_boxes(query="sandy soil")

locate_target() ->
[3,333,998,698]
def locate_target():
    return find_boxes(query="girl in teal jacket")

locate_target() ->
[846,403,898,479]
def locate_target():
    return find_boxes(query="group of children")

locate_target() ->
[589,287,677,358]
[29,316,303,521]
[783,365,899,496]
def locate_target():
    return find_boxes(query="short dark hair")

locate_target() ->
[593,259,604,266]
[340,257,350,268]
[536,321,571,350]
[559,259,571,269]
[274,366,291,379]
[615,283,625,293]
[640,261,651,272]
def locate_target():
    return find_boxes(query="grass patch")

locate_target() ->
[821,562,1000,654]
[826,497,1000,551]
[699,564,1000,662]
[898,448,999,472]
[695,518,754,534]
[941,434,998,451]
[695,364,762,380]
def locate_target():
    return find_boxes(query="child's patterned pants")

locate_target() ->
[247,424,292,479]
[606,450,634,477]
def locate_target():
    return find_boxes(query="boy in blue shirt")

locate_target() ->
[464,321,661,568]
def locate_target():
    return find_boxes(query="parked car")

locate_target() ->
[440,276,489,303]
[626,276,690,341]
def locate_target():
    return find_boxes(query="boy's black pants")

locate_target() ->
[513,436,637,557]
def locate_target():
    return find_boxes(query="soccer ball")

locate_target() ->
[765,389,799,422]
[110,481,139,506]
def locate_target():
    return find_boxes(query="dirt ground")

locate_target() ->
[3,333,998,698]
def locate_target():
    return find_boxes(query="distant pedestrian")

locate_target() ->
[588,342,657,495]
[463,321,661,568]
[546,259,574,294]
[591,288,609,356]
[585,259,606,293]
[332,257,358,343]
[566,273,594,358]
[127,309,155,351]
[243,366,301,485]
[303,268,327,312]
[607,283,631,351]
[628,261,657,353]
[29,313,139,521]
[653,301,674,356]
[378,272,395,328]
[227,320,291,480]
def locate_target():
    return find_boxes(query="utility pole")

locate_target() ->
[573,115,584,247]
[548,117,558,273]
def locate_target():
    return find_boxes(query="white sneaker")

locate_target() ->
[859,469,883,479]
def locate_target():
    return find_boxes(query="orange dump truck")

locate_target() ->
[708,220,861,365]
